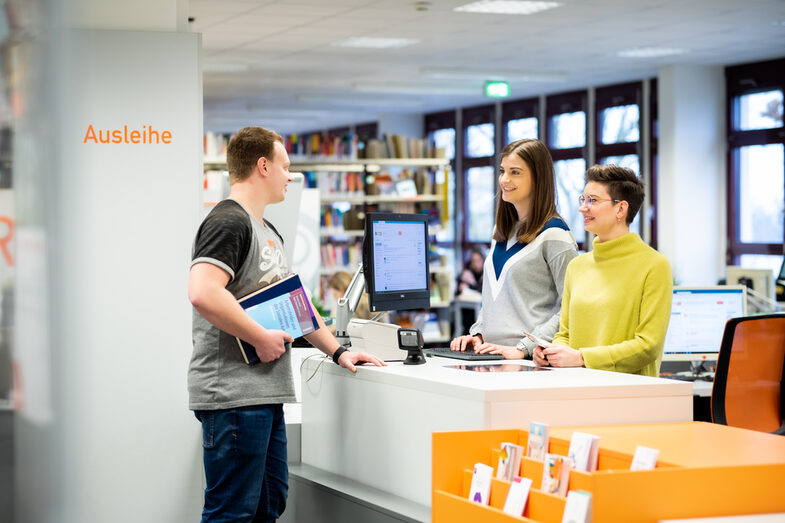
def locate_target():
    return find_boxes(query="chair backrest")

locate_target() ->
[711,314,785,434]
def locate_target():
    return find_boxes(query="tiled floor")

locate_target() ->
[0,409,12,523]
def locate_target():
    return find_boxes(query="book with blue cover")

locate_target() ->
[236,274,319,365]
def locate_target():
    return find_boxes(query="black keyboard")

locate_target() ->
[664,373,715,382]
[423,347,504,361]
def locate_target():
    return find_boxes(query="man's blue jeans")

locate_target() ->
[195,404,288,523]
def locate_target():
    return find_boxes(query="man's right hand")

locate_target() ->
[450,334,482,352]
[253,329,294,362]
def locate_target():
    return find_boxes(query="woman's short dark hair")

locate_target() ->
[493,139,558,244]
[585,164,644,225]
[226,126,284,184]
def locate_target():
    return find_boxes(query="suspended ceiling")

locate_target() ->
[189,0,785,134]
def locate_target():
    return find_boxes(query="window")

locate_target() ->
[466,166,495,241]
[465,123,494,158]
[726,58,785,269]
[595,82,646,240]
[507,117,538,142]
[550,111,586,149]
[554,158,587,243]
[547,91,587,247]
[431,128,456,160]
[735,90,783,131]
[502,97,539,145]
[463,105,496,243]
[738,144,784,244]
[426,110,457,244]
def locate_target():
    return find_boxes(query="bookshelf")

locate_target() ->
[432,423,785,522]
[203,132,455,342]
[307,157,454,344]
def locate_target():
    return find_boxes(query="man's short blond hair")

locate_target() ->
[226,126,284,184]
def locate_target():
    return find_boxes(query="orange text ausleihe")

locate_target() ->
[83,124,172,144]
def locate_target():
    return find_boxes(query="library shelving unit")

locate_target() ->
[202,151,455,341]
[432,422,785,523]
[303,156,453,342]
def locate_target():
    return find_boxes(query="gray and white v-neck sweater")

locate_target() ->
[469,217,578,357]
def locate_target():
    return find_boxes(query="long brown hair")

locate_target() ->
[493,139,558,243]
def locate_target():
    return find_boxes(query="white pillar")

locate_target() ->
[657,64,726,285]
[14,2,203,521]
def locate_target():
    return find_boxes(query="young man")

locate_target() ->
[188,126,385,522]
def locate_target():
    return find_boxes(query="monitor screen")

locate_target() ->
[362,212,430,312]
[726,265,775,302]
[661,286,747,362]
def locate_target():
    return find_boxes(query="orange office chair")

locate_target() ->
[711,314,785,435]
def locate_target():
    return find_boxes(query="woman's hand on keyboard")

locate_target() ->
[475,343,522,359]
[450,334,482,351]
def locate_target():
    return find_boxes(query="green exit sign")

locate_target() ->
[485,81,510,98]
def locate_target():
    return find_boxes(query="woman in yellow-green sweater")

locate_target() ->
[533,164,672,377]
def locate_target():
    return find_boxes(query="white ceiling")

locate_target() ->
[189,0,785,134]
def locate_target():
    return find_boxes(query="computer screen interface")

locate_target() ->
[363,212,430,312]
[661,286,746,362]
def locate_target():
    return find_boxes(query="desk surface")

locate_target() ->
[321,356,693,401]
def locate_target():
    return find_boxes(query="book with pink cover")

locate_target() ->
[502,476,533,517]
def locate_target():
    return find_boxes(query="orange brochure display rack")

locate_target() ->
[432,422,785,522]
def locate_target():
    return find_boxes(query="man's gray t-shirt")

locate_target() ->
[188,199,297,410]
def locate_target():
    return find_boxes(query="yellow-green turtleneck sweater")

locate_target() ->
[552,233,672,377]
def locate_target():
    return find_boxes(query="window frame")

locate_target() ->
[594,81,651,244]
[425,110,458,247]
[546,90,588,248]
[502,97,539,145]
[461,104,496,248]
[726,57,785,264]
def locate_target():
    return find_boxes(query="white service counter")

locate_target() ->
[301,356,692,508]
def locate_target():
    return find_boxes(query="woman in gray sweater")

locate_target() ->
[450,139,579,359]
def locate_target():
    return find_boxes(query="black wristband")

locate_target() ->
[332,344,350,364]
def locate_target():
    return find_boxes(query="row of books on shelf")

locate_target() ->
[320,244,361,270]
[203,130,449,162]
[316,171,365,196]
[316,170,438,198]
[366,135,446,160]
[467,421,660,521]
[287,132,359,158]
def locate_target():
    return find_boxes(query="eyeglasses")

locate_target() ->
[578,195,620,208]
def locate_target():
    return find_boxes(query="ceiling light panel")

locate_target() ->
[333,37,420,49]
[617,47,687,58]
[454,1,562,15]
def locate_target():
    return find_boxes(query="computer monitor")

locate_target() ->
[362,212,431,312]
[726,265,776,304]
[661,285,747,362]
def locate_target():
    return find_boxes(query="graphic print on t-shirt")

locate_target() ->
[258,237,287,286]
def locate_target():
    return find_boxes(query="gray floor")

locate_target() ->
[0,409,12,523]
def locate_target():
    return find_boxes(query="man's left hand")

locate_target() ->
[338,351,387,372]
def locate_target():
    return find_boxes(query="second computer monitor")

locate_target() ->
[661,285,747,362]
[363,212,431,312]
